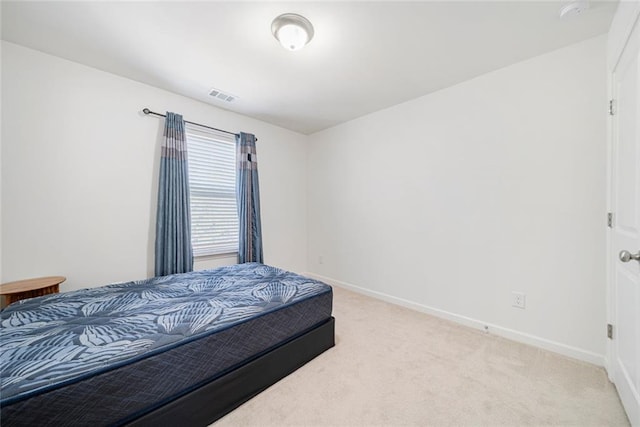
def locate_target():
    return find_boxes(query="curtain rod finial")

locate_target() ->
[143,108,150,115]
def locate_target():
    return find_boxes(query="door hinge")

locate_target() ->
[609,99,615,116]
[607,323,613,339]
[607,212,613,228]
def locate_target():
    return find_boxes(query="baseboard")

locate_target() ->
[306,272,605,367]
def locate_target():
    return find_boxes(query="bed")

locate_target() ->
[0,263,334,426]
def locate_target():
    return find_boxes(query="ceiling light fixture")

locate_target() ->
[559,0,590,19]
[271,13,314,51]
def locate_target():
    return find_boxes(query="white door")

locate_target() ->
[610,9,640,426]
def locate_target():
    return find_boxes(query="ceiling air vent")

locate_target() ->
[209,88,237,103]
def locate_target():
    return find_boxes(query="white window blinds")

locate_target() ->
[185,124,238,257]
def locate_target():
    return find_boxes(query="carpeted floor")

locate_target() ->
[215,286,629,426]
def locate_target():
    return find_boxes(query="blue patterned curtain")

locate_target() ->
[155,112,193,276]
[236,132,263,263]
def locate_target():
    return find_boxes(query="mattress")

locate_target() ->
[0,263,333,426]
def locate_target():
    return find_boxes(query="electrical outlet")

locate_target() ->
[318,255,324,265]
[512,292,526,309]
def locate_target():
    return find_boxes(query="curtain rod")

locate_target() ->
[142,108,239,138]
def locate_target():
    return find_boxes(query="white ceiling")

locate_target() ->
[1,1,618,135]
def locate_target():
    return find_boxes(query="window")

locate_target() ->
[185,124,238,257]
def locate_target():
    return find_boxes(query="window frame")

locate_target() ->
[184,123,239,258]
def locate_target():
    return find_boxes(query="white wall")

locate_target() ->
[0,37,3,284]
[307,35,608,363]
[1,41,308,292]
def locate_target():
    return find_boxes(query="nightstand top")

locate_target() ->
[0,276,66,295]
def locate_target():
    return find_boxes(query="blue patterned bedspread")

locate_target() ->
[0,263,331,403]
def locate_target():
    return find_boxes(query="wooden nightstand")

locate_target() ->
[0,276,66,306]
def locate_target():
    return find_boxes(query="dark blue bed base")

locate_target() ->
[128,316,335,427]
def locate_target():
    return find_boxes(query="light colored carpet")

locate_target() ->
[215,286,629,426]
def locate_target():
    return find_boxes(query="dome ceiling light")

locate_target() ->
[559,0,590,19]
[271,13,314,51]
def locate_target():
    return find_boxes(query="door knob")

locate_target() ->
[619,250,640,263]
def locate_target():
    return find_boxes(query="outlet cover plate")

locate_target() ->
[512,292,526,309]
